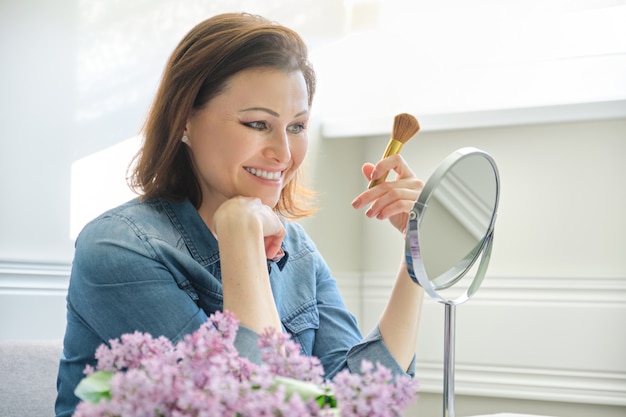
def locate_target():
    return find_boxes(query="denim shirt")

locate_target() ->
[55,197,415,416]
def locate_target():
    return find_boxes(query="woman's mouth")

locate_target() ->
[245,167,282,180]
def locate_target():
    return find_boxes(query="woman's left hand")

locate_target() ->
[351,154,424,236]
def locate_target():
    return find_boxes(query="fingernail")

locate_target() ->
[370,169,377,180]
[351,198,361,208]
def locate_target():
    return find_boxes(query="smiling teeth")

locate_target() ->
[246,168,281,180]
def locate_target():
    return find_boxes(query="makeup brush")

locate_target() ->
[367,113,420,189]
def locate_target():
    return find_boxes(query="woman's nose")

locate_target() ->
[265,129,291,162]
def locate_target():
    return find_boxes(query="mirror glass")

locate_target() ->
[405,147,499,303]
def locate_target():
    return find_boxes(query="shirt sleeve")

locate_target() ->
[233,324,262,364]
[68,213,210,345]
[301,229,416,380]
[346,325,416,378]
[58,212,218,416]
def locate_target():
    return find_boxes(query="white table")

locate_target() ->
[471,414,554,417]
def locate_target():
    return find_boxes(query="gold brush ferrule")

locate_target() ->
[382,138,404,158]
[367,139,405,188]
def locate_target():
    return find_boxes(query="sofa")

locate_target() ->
[0,340,62,417]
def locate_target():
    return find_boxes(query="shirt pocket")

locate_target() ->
[281,300,319,356]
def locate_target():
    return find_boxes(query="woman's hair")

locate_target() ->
[128,13,317,219]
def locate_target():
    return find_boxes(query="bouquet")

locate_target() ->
[73,310,419,416]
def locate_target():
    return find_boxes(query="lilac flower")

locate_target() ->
[94,331,174,373]
[259,326,324,384]
[332,360,419,417]
[73,310,419,417]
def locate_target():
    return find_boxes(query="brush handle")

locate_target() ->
[367,139,404,188]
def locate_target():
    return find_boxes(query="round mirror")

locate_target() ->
[405,147,500,304]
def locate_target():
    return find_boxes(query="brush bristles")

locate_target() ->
[391,113,420,144]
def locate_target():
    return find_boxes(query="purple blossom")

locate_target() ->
[332,360,419,417]
[258,326,324,384]
[94,331,174,372]
[73,310,419,417]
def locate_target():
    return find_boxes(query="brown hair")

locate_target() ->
[128,13,317,219]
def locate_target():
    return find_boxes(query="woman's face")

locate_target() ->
[184,67,309,216]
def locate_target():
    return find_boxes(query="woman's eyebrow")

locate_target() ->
[239,107,309,118]
[239,107,280,117]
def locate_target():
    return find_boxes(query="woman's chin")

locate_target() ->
[261,196,280,209]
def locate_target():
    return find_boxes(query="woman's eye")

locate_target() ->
[245,121,268,130]
[287,123,306,134]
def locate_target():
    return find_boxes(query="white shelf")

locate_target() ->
[320,99,626,138]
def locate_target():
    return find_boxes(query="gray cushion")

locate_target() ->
[0,340,62,417]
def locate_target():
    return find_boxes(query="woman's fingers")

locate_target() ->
[214,196,286,259]
[248,198,285,259]
[363,181,422,219]
[367,154,415,183]
[353,155,424,234]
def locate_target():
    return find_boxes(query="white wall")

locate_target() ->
[0,0,76,264]
[1,1,625,417]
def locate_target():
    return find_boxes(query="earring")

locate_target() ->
[181,135,190,144]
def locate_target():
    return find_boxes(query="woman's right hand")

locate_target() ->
[213,196,286,260]
[213,196,285,334]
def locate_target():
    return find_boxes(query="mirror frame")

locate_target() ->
[405,147,500,305]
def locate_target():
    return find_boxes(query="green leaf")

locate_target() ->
[317,392,337,409]
[74,371,114,404]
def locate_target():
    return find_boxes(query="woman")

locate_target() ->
[55,12,424,416]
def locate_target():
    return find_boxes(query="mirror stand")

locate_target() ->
[443,301,456,417]
[404,147,500,417]
[441,232,494,417]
